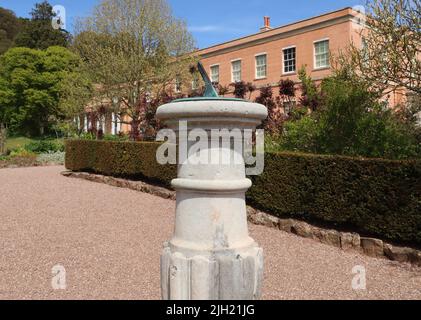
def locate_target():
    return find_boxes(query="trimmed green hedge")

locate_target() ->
[249,152,421,245]
[65,140,176,187]
[65,140,421,245]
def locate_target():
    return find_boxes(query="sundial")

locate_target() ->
[173,62,246,103]
[157,62,267,300]
[197,61,219,98]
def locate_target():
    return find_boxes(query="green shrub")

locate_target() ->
[279,68,421,160]
[279,117,319,153]
[9,148,37,158]
[102,134,129,141]
[0,148,38,168]
[65,139,176,187]
[65,140,421,245]
[249,152,421,245]
[24,140,64,154]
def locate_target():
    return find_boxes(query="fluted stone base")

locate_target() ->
[161,243,263,300]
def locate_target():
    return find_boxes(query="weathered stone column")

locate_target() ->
[157,98,267,300]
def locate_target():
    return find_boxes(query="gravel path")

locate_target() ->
[0,166,420,300]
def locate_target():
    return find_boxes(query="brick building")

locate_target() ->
[196,7,406,107]
[196,7,361,100]
[80,7,406,135]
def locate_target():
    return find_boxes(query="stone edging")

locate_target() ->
[61,171,176,200]
[61,171,421,267]
[246,207,421,266]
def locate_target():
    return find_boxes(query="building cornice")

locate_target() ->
[197,8,358,58]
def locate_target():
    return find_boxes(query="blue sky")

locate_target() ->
[0,0,365,48]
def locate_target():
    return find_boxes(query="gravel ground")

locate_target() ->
[0,166,420,300]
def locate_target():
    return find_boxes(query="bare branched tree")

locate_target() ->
[72,0,196,140]
[345,0,420,95]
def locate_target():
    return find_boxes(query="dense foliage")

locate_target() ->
[249,151,421,245]
[0,46,81,136]
[0,1,70,55]
[270,67,421,159]
[0,8,20,54]
[24,140,64,153]
[13,1,70,50]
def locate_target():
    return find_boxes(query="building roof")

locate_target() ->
[196,7,361,58]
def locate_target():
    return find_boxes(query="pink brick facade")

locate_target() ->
[196,7,361,100]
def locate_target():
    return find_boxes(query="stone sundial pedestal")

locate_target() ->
[156,65,267,300]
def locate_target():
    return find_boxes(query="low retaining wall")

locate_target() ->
[62,170,421,267]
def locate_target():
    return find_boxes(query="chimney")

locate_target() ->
[260,16,272,32]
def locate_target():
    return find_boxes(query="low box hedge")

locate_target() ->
[248,152,421,245]
[65,139,176,187]
[65,139,421,245]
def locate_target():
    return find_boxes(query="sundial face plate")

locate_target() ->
[172,62,247,103]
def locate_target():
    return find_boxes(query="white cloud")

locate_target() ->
[189,25,244,33]
[189,25,221,32]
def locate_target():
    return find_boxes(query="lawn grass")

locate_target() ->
[5,136,64,151]
[5,137,36,151]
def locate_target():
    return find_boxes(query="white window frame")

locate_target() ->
[313,38,330,70]
[210,64,220,83]
[255,53,267,79]
[282,45,296,75]
[231,59,242,83]
[175,77,182,93]
[191,78,199,90]
[84,115,88,132]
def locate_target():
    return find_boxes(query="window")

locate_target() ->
[175,76,182,93]
[283,47,296,74]
[210,65,219,83]
[192,74,199,90]
[231,60,242,82]
[314,40,329,69]
[255,54,267,79]
[416,110,421,127]
[361,37,369,67]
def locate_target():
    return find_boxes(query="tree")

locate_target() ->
[0,46,80,136]
[279,68,420,159]
[14,1,70,50]
[278,79,296,114]
[0,123,6,154]
[345,0,420,95]
[246,82,256,99]
[57,70,94,136]
[298,66,321,111]
[0,73,13,153]
[0,8,20,54]
[218,85,229,96]
[72,0,196,140]
[255,85,284,134]
[230,81,256,99]
[231,81,248,99]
